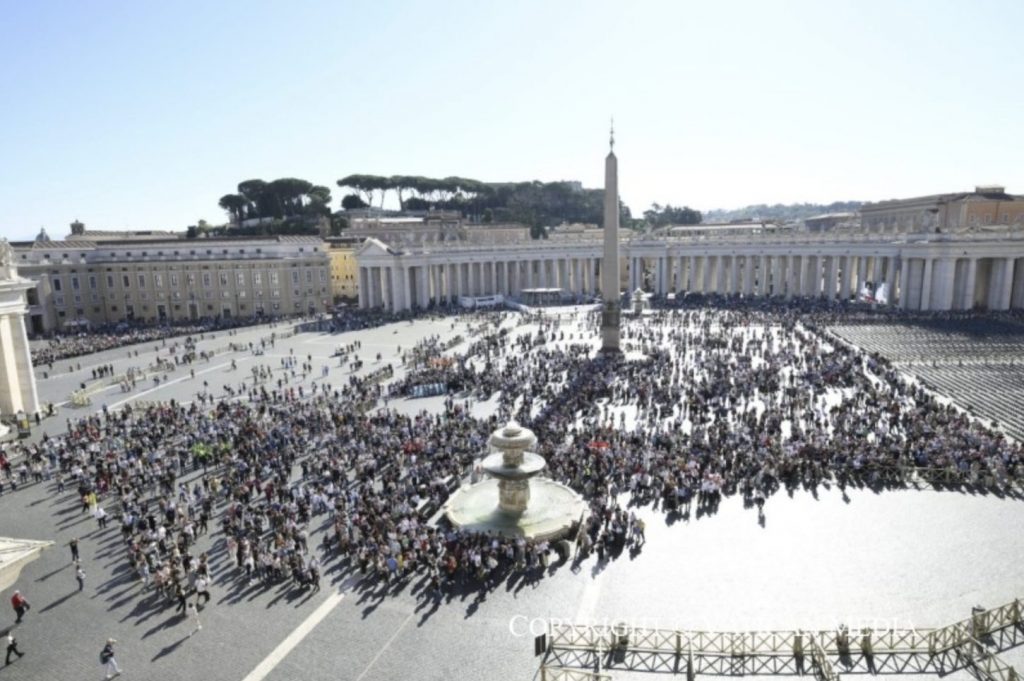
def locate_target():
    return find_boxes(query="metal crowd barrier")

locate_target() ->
[540,667,612,681]
[545,597,1023,681]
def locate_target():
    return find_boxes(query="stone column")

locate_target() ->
[885,256,897,301]
[920,258,933,310]
[728,255,740,295]
[787,255,799,299]
[11,307,38,415]
[717,256,729,294]
[995,258,1015,310]
[0,316,25,414]
[369,267,381,307]
[702,256,715,293]
[358,267,369,309]
[803,256,817,297]
[1011,258,1024,309]
[838,257,851,301]
[418,266,429,308]
[824,256,838,300]
[932,258,955,311]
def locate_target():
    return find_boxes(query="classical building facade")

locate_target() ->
[860,186,1024,233]
[354,226,1024,313]
[326,237,360,303]
[12,236,330,333]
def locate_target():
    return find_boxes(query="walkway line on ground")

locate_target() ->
[240,590,346,681]
[353,610,414,681]
[104,360,234,410]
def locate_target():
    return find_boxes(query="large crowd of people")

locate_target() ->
[3,300,1022,616]
[29,312,326,366]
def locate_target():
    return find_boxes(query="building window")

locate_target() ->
[187,273,196,286]
[219,272,229,287]
[155,273,164,288]
[305,270,313,284]
[170,273,179,287]
[122,274,130,287]
[253,272,262,286]
[270,272,279,286]
[137,274,146,288]
[236,272,245,286]
[106,275,114,288]
[52,278,62,292]
[89,275,97,290]
[292,271,300,285]
[71,276,80,290]
[202,273,212,287]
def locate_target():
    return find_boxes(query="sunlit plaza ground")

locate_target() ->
[2,307,1022,681]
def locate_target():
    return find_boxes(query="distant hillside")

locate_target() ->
[703,201,864,223]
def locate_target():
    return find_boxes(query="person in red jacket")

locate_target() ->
[10,591,29,624]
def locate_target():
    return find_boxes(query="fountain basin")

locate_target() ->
[443,478,587,541]
[481,451,546,480]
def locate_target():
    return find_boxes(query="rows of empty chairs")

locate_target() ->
[831,318,1024,442]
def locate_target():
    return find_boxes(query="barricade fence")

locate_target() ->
[541,667,612,681]
[956,639,1021,681]
[545,597,1023,676]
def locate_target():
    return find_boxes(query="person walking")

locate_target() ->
[100,638,121,679]
[174,583,188,614]
[5,631,24,665]
[187,602,202,635]
[10,591,29,624]
[194,576,210,607]
[76,564,86,591]
[69,537,80,563]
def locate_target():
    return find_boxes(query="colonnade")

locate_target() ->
[629,253,902,302]
[356,239,1024,313]
[358,253,604,311]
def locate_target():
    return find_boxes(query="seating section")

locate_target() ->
[831,318,1024,443]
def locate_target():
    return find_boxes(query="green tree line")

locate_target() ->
[337,174,636,237]
[703,201,863,223]
[219,178,333,223]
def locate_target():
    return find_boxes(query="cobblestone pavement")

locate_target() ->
[2,314,1022,681]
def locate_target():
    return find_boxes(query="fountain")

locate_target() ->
[443,422,586,541]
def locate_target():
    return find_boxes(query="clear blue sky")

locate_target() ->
[2,0,1022,240]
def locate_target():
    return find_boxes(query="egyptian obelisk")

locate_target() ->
[600,122,621,353]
